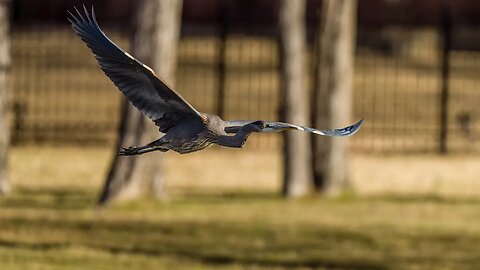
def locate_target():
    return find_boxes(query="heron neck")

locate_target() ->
[215,125,256,148]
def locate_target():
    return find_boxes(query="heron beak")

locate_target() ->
[259,127,277,133]
[260,122,298,133]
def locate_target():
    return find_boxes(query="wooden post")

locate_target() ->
[98,0,183,205]
[313,0,357,194]
[279,0,312,198]
[0,0,10,195]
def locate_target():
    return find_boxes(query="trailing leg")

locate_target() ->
[119,138,169,156]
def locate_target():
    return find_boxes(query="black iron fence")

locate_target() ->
[8,2,480,153]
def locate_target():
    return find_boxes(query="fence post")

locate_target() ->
[439,2,451,154]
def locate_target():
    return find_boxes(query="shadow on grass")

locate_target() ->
[364,193,480,205]
[0,186,96,210]
[101,244,388,270]
[4,187,479,269]
[173,189,283,203]
[0,239,70,251]
[0,213,388,270]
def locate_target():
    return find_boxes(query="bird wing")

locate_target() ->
[68,6,202,133]
[225,119,364,137]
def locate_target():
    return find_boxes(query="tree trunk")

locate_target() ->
[279,0,312,198]
[0,1,10,195]
[313,0,357,195]
[98,0,183,205]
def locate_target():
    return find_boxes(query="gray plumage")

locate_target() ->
[69,6,363,156]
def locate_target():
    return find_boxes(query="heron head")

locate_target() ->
[249,120,268,132]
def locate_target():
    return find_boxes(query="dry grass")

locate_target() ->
[9,146,480,198]
[351,153,480,197]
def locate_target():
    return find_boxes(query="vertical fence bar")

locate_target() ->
[216,0,229,118]
[439,1,451,154]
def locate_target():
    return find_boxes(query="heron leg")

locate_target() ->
[119,138,169,156]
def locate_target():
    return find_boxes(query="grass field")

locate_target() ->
[1,146,480,269]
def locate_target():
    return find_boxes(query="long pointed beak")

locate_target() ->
[260,122,301,133]
[261,119,364,137]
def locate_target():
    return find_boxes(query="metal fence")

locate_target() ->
[10,25,124,144]
[8,2,480,153]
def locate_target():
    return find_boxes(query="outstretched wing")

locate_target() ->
[225,119,364,137]
[68,6,202,133]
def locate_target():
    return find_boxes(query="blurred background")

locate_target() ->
[1,0,480,269]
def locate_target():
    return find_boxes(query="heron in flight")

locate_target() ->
[68,6,363,155]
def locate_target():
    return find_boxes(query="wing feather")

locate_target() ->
[69,6,202,133]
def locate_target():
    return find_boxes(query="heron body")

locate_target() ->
[69,6,363,156]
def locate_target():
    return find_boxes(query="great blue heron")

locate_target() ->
[68,6,363,155]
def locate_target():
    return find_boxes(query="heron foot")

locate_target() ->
[119,146,140,156]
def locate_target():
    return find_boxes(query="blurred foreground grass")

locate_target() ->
[1,147,480,269]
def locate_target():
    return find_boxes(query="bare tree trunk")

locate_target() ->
[0,1,10,195]
[98,0,183,205]
[279,0,312,198]
[313,0,357,195]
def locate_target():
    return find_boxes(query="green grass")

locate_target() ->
[2,146,480,269]
[2,187,480,270]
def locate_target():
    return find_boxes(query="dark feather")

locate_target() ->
[68,5,202,133]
